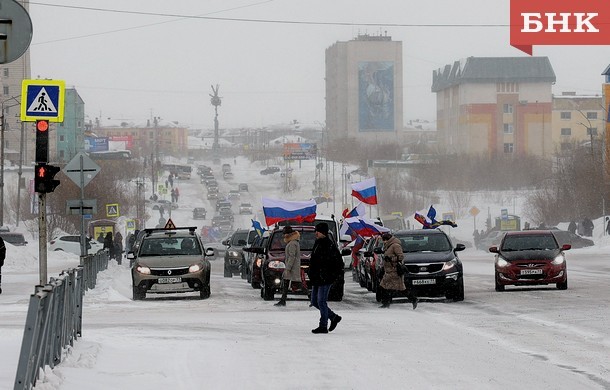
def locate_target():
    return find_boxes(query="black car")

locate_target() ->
[374,229,465,302]
[192,207,207,220]
[248,226,349,302]
[0,232,28,246]
[259,166,280,175]
[222,229,258,278]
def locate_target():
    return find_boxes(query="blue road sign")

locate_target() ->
[21,79,65,122]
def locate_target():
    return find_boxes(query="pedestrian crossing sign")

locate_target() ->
[164,218,176,229]
[106,203,119,217]
[20,79,65,122]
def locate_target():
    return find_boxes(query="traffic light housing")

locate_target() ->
[34,163,61,193]
[35,120,50,163]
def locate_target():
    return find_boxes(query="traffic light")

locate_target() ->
[35,120,50,163]
[34,163,61,193]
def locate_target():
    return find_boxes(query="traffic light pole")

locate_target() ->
[38,193,47,285]
[79,154,86,262]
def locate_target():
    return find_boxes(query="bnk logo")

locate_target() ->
[510,0,610,55]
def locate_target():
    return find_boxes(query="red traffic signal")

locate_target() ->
[34,163,61,193]
[36,120,49,132]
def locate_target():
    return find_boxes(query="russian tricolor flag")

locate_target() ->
[351,178,378,205]
[262,198,317,227]
[343,217,390,237]
[342,203,366,219]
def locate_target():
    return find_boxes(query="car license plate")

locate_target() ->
[520,269,543,275]
[412,279,436,285]
[158,277,182,284]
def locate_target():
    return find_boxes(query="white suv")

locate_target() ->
[49,235,104,256]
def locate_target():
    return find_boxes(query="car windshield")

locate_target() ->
[139,237,202,256]
[501,235,558,251]
[231,231,249,246]
[397,234,452,252]
[269,230,316,251]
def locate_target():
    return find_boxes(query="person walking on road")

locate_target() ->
[308,223,342,334]
[378,232,414,309]
[275,225,308,306]
[0,236,5,294]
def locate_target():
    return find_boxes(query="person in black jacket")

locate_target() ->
[0,236,5,294]
[103,232,115,260]
[308,223,342,334]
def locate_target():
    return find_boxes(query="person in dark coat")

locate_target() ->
[568,221,577,234]
[275,225,308,306]
[379,232,413,309]
[606,217,610,236]
[582,217,594,237]
[308,223,342,334]
[114,232,123,264]
[103,232,115,260]
[0,236,5,294]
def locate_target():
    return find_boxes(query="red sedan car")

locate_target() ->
[490,230,570,291]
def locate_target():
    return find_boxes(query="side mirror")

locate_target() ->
[561,244,572,251]
[489,246,499,253]
[454,243,466,252]
[221,239,229,246]
[205,248,215,257]
[127,252,135,259]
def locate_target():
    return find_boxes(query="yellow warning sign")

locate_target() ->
[164,218,176,229]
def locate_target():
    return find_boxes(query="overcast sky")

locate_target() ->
[27,0,610,129]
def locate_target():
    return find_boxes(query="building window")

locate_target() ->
[77,120,82,128]
[503,124,513,134]
[503,104,513,114]
[587,127,598,136]
[2,68,8,77]
[560,128,571,136]
[504,143,514,153]
[2,86,8,95]
[586,112,598,120]
[59,135,65,142]
[560,112,571,120]
[59,150,65,158]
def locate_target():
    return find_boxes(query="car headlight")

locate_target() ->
[551,254,565,265]
[496,258,509,268]
[228,250,239,257]
[442,258,457,271]
[268,261,286,269]
[189,264,202,273]
[136,265,151,275]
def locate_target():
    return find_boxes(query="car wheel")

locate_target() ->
[251,280,261,289]
[132,286,145,300]
[495,274,505,292]
[556,279,568,290]
[359,273,366,288]
[451,277,465,301]
[262,284,274,301]
[200,284,211,299]
[240,261,247,279]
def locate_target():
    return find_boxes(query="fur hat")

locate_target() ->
[381,232,392,241]
[282,225,294,235]
[315,223,329,235]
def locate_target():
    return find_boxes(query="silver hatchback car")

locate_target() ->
[129,227,214,300]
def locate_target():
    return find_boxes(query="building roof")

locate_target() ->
[432,57,556,92]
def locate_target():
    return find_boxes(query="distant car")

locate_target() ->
[552,230,594,249]
[192,207,207,220]
[490,230,570,291]
[129,227,213,300]
[222,163,232,173]
[239,203,253,214]
[223,171,234,180]
[0,232,28,246]
[219,206,234,221]
[259,166,280,175]
[238,183,249,192]
[222,229,258,278]
[216,199,232,211]
[207,192,218,200]
[228,190,240,200]
[49,235,102,255]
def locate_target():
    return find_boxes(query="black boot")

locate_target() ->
[274,300,286,306]
[412,297,418,310]
[379,302,390,308]
[311,326,328,334]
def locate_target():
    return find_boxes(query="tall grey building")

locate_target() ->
[325,33,403,144]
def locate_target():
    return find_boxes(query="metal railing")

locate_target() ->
[13,250,110,390]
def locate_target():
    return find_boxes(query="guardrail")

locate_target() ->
[13,250,110,390]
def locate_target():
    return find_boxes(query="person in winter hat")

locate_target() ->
[379,232,416,309]
[308,222,342,334]
[275,225,308,306]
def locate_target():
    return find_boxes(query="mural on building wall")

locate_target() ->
[358,61,394,131]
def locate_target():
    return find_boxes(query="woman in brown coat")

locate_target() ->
[275,225,308,306]
[379,232,417,309]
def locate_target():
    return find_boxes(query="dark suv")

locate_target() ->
[223,229,257,278]
[247,226,349,302]
[375,229,465,302]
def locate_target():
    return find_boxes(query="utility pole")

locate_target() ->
[210,85,222,151]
